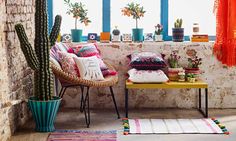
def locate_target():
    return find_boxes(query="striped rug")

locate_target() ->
[123,118,229,135]
[47,130,117,141]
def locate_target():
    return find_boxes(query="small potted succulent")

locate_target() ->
[172,18,184,42]
[112,26,121,42]
[185,56,202,79]
[64,0,91,42]
[154,24,163,42]
[167,51,183,81]
[122,2,145,42]
[186,73,197,83]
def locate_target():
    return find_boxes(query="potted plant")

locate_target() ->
[15,0,62,132]
[186,73,197,83]
[185,56,202,79]
[112,26,121,42]
[122,2,145,42]
[154,24,163,42]
[167,51,183,81]
[172,18,184,42]
[64,0,91,42]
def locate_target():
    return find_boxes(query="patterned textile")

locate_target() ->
[128,52,166,70]
[128,69,169,83]
[73,56,104,81]
[69,43,108,71]
[123,118,229,135]
[58,51,80,77]
[47,130,117,141]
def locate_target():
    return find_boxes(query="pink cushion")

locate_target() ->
[58,51,80,77]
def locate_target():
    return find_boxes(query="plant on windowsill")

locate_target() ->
[185,56,202,80]
[15,0,62,132]
[122,2,146,42]
[172,18,184,42]
[112,26,121,42]
[64,0,91,42]
[167,51,183,81]
[154,24,163,42]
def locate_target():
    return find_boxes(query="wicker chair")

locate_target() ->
[51,61,120,128]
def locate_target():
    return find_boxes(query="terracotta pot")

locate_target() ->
[168,68,183,81]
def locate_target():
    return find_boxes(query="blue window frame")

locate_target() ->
[48,0,215,41]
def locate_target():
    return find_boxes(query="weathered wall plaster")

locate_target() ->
[0,0,35,140]
[62,42,236,109]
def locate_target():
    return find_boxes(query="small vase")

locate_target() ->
[172,28,184,42]
[132,28,144,42]
[71,29,83,42]
[154,35,163,42]
[168,68,183,81]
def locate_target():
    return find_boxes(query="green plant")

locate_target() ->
[174,18,183,28]
[122,2,146,28]
[188,56,202,68]
[64,0,91,29]
[154,24,163,35]
[187,73,196,78]
[168,51,181,68]
[15,0,62,101]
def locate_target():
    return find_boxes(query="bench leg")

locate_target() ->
[125,88,129,118]
[198,88,208,118]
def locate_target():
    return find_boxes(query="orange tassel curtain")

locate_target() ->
[214,0,236,66]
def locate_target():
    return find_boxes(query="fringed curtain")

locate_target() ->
[214,0,236,66]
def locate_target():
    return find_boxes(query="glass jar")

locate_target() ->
[193,23,199,35]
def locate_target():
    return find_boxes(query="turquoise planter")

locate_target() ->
[132,28,143,42]
[71,29,83,42]
[28,96,61,132]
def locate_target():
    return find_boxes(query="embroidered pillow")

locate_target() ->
[128,52,166,70]
[69,43,108,71]
[128,69,169,83]
[50,56,61,69]
[73,56,104,81]
[58,52,80,77]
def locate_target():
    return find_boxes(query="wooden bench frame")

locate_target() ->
[125,80,208,118]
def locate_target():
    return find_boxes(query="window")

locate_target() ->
[53,0,102,35]
[111,0,160,34]
[168,0,216,36]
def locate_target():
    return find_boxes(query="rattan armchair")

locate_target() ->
[51,61,120,128]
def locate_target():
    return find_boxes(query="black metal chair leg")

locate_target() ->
[59,87,67,98]
[80,86,84,112]
[109,87,120,119]
[83,87,90,128]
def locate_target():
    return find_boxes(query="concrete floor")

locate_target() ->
[11,108,236,141]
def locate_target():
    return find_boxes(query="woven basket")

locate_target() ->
[50,61,118,87]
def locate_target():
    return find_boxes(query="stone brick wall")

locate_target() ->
[0,0,35,140]
[62,42,236,109]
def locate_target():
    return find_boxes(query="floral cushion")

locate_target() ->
[73,56,104,81]
[128,52,166,70]
[128,69,169,83]
[58,51,80,77]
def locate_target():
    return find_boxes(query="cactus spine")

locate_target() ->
[15,0,62,101]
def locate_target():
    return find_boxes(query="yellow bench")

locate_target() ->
[125,80,208,118]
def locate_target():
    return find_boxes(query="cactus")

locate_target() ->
[15,0,62,101]
[174,18,183,28]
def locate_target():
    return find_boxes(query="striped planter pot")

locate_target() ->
[28,96,61,132]
[172,28,184,42]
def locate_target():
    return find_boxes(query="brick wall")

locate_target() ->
[0,0,35,140]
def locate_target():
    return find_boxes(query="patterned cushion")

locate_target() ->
[50,56,61,69]
[73,56,104,81]
[69,43,108,71]
[128,52,166,70]
[128,69,169,83]
[58,51,80,77]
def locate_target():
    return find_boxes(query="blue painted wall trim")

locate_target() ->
[161,0,169,41]
[47,0,53,33]
[103,0,111,32]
